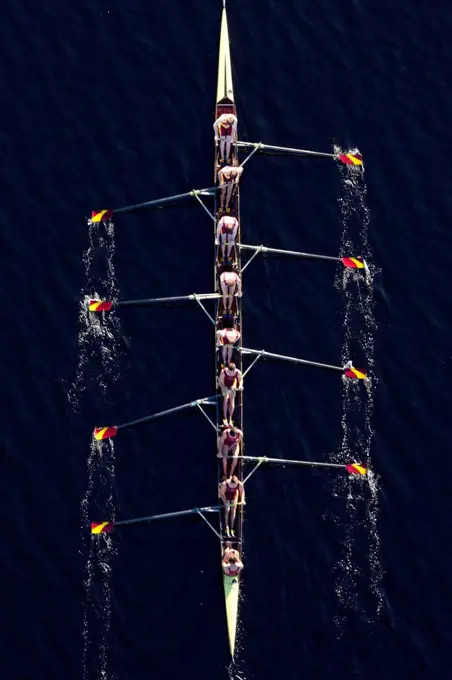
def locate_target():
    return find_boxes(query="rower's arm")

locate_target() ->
[218,370,225,387]
[231,223,239,242]
[236,370,244,390]
[213,120,219,141]
[217,431,226,450]
[218,482,227,501]
[216,329,223,347]
[215,221,222,244]
[235,277,242,297]
[239,482,245,504]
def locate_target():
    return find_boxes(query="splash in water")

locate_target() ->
[69,220,121,412]
[227,615,247,680]
[330,153,383,626]
[81,438,117,680]
[73,217,121,680]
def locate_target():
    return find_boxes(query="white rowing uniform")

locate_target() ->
[217,216,238,243]
[222,548,243,576]
[213,114,238,142]
[216,328,240,347]
[218,165,243,185]
[223,561,242,576]
[220,271,241,293]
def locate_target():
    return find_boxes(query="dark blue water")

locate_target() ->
[2,1,452,679]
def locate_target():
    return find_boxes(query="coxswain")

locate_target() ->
[218,159,243,212]
[219,270,242,312]
[216,215,239,260]
[216,324,241,365]
[217,423,243,477]
[213,113,238,163]
[219,475,245,537]
[222,543,244,577]
[218,363,243,427]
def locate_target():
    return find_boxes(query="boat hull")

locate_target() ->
[215,5,243,659]
[223,573,240,654]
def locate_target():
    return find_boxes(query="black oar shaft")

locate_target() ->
[238,243,340,263]
[114,187,217,214]
[115,504,221,527]
[118,293,220,307]
[236,141,335,160]
[239,455,345,469]
[117,395,218,431]
[240,348,343,373]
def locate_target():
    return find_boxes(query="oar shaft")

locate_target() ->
[117,395,218,430]
[118,293,220,307]
[239,455,345,469]
[238,243,340,263]
[239,143,262,167]
[114,187,217,214]
[236,141,335,160]
[240,348,343,373]
[115,504,221,527]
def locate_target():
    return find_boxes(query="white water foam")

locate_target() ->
[330,152,383,627]
[81,438,117,680]
[227,666,248,680]
[73,218,120,680]
[68,220,121,412]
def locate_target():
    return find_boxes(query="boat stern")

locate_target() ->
[223,572,240,657]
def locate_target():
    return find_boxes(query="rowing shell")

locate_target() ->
[215,4,242,658]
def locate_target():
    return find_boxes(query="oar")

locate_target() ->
[89,293,221,313]
[93,394,219,440]
[238,455,368,476]
[235,141,363,166]
[237,244,366,269]
[90,187,217,223]
[91,504,221,534]
[240,348,367,380]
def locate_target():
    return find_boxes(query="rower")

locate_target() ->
[222,542,244,577]
[217,424,243,477]
[213,113,238,163]
[216,323,241,365]
[219,270,242,312]
[217,424,243,479]
[218,363,243,427]
[216,215,239,261]
[218,159,243,212]
[219,475,245,537]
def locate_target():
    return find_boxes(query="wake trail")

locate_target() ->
[71,217,121,680]
[82,439,117,680]
[69,220,121,412]
[330,155,383,630]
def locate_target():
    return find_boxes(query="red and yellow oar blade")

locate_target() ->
[346,463,368,476]
[341,256,365,269]
[338,152,363,166]
[90,209,113,223]
[344,367,367,380]
[89,299,113,312]
[91,521,114,534]
[93,426,118,441]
